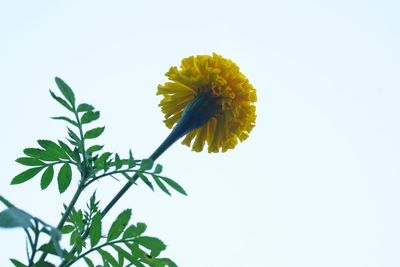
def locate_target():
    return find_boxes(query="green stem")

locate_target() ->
[28,221,40,266]
[0,194,15,208]
[38,183,85,264]
[74,109,88,177]
[101,122,183,217]
[57,185,84,229]
[48,160,78,167]
[38,109,90,264]
[25,228,34,265]
[84,168,158,188]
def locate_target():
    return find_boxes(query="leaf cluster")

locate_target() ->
[63,207,177,267]
[1,78,187,267]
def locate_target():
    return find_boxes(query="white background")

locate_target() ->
[1,1,399,266]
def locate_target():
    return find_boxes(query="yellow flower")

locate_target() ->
[157,53,257,153]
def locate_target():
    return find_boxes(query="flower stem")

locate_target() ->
[101,123,183,217]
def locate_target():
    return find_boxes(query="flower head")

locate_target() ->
[157,53,257,153]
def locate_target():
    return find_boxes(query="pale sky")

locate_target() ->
[1,1,400,266]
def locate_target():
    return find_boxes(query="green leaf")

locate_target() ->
[81,111,100,124]
[154,164,163,174]
[0,207,32,228]
[34,261,56,267]
[57,163,72,193]
[69,210,84,231]
[152,175,170,196]
[117,248,124,266]
[49,90,73,112]
[88,192,100,213]
[84,127,105,139]
[70,230,84,254]
[87,145,104,154]
[107,209,132,241]
[138,172,154,191]
[38,140,69,160]
[10,259,27,267]
[121,172,133,182]
[67,128,81,144]
[95,152,112,170]
[61,224,75,234]
[51,116,78,127]
[111,245,143,266]
[41,166,54,190]
[98,249,119,267]
[114,154,122,170]
[140,158,154,171]
[58,140,76,161]
[83,257,95,267]
[157,258,178,267]
[38,242,60,256]
[90,212,102,247]
[23,148,59,162]
[15,157,44,166]
[55,77,75,107]
[123,222,147,238]
[72,148,81,162]
[77,103,95,113]
[159,176,187,196]
[135,236,166,257]
[11,167,44,185]
[128,150,136,168]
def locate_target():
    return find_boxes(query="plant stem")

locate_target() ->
[55,107,88,231]
[25,228,34,265]
[57,185,84,229]
[84,168,154,188]
[28,221,40,266]
[74,109,88,177]
[88,123,184,218]
[37,183,85,264]
[38,109,89,264]
[0,194,15,208]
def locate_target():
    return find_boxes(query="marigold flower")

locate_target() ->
[157,53,257,153]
